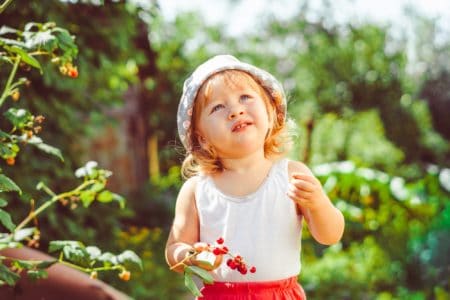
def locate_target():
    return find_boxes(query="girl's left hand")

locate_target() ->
[287,173,328,211]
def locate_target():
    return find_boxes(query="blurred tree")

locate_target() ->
[419,70,450,142]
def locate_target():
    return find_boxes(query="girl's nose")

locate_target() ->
[228,108,244,120]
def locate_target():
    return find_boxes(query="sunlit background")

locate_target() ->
[1,0,449,299]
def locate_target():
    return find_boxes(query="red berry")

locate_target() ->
[238,265,247,275]
[213,248,222,255]
[216,237,224,244]
[68,68,78,78]
[227,259,237,270]
[250,266,256,273]
[221,246,229,254]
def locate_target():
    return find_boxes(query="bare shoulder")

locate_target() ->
[288,160,314,177]
[181,176,200,193]
[176,176,200,206]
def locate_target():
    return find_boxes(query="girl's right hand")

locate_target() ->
[189,242,223,271]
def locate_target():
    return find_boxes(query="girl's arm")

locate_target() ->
[288,161,345,245]
[165,176,200,272]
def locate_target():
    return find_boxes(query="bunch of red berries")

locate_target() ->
[213,237,256,275]
[226,255,256,275]
[59,62,78,78]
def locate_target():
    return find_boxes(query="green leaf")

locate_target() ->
[0,130,10,139]
[0,263,21,286]
[85,246,101,260]
[184,271,202,297]
[0,37,27,48]
[0,174,20,194]
[0,209,16,232]
[90,182,105,193]
[80,190,95,208]
[26,136,63,161]
[53,29,77,51]
[8,46,41,70]
[97,252,118,266]
[96,190,113,203]
[24,31,56,49]
[13,227,35,241]
[117,250,143,271]
[26,269,48,281]
[185,266,214,284]
[0,198,8,207]
[4,108,32,128]
[0,144,14,158]
[0,26,20,36]
[48,240,83,253]
[112,193,126,209]
[24,22,41,32]
[12,259,34,269]
[63,245,90,267]
[36,260,57,269]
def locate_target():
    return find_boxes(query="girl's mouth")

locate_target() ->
[232,121,252,132]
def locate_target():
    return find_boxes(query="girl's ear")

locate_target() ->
[196,132,209,149]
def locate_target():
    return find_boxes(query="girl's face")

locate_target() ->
[195,72,272,159]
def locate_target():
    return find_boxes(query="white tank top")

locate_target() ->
[195,158,303,282]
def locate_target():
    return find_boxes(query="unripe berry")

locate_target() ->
[59,65,68,75]
[11,90,20,101]
[118,270,131,281]
[6,157,15,165]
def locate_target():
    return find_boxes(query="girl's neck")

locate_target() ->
[220,150,272,174]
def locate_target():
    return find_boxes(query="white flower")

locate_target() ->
[85,161,98,171]
[75,167,87,178]
[75,161,98,178]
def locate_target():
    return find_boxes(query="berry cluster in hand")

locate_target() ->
[194,237,256,275]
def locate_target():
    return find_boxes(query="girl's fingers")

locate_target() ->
[290,179,315,193]
[287,187,312,201]
[193,242,209,252]
[292,173,319,184]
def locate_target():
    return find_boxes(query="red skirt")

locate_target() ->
[197,276,306,300]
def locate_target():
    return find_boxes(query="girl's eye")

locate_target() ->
[210,104,225,113]
[240,94,251,102]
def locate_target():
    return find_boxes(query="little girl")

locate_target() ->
[165,55,345,299]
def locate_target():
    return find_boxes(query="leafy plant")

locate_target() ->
[0,2,141,288]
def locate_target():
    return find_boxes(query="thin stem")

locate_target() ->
[0,255,122,274]
[28,51,50,56]
[58,260,123,273]
[39,183,57,197]
[14,179,96,232]
[170,252,197,270]
[0,0,14,14]
[0,56,21,107]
